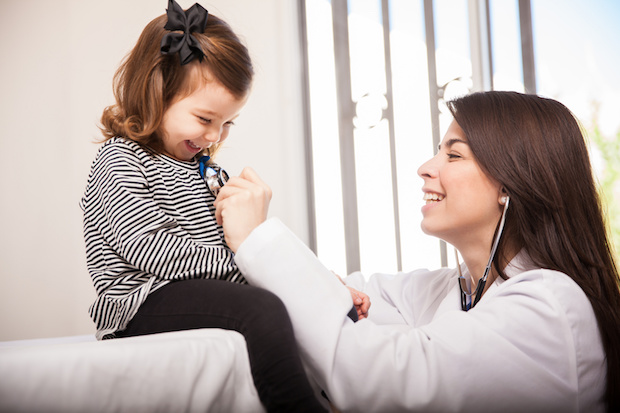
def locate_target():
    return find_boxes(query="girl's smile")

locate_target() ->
[185,139,206,153]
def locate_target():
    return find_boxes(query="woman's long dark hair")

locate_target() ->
[447,91,620,411]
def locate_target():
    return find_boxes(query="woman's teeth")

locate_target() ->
[423,193,445,204]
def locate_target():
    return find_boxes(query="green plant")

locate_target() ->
[589,116,620,261]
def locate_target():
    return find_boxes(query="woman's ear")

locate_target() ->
[499,187,509,205]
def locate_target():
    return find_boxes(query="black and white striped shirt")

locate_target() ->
[81,137,245,340]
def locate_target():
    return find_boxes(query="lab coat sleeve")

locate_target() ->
[234,218,354,375]
[235,218,598,413]
[344,272,411,326]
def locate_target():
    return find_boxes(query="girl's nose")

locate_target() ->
[203,129,221,144]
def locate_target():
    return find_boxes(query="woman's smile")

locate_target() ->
[423,191,445,204]
[421,191,445,213]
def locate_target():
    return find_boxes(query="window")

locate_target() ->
[301,0,620,276]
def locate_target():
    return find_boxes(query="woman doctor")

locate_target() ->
[214,91,620,412]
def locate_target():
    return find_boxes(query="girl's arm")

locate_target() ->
[332,271,371,320]
[84,142,239,281]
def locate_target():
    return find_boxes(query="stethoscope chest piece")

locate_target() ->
[198,156,229,197]
[204,165,229,197]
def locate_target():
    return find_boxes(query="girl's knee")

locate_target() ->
[251,287,288,318]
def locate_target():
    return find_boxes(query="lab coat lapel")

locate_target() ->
[432,276,462,320]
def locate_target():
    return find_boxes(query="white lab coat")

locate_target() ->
[234,218,606,413]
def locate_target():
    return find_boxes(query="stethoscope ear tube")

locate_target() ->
[460,196,510,311]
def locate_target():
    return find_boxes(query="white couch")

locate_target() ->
[0,329,267,412]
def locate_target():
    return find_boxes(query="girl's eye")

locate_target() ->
[198,117,211,124]
[224,121,235,127]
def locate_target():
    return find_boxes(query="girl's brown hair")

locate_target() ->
[100,11,253,158]
[448,91,620,411]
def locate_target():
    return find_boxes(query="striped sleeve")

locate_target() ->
[84,141,239,282]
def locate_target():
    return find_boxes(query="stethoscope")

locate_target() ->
[458,195,510,311]
[198,156,229,197]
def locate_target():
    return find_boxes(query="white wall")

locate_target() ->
[0,0,309,341]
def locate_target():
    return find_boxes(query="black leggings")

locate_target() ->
[116,279,327,413]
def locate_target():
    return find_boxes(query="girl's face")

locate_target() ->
[160,75,247,162]
[417,120,504,249]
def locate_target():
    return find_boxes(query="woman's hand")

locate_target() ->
[214,167,272,253]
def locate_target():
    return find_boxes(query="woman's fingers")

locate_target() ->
[214,167,272,252]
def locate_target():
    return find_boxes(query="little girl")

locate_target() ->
[80,1,341,411]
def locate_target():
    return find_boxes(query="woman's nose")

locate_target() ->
[417,155,439,179]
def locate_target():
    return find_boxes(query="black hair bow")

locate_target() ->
[160,0,209,65]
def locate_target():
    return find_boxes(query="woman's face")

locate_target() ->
[417,120,504,249]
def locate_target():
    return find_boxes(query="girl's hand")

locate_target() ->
[347,286,371,320]
[214,167,272,253]
[332,271,371,320]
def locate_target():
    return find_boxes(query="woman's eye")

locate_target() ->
[447,153,462,160]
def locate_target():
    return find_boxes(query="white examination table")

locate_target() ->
[0,329,267,412]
